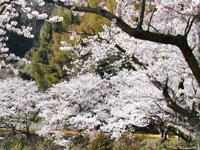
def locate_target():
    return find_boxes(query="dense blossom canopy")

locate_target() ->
[0,78,41,128]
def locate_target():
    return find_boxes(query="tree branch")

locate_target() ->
[137,0,146,30]
[0,0,15,15]
[184,14,199,36]
[147,8,156,31]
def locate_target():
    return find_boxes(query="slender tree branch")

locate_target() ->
[137,0,146,30]
[0,0,15,15]
[149,24,159,32]
[164,6,193,16]
[147,8,156,31]
[184,16,191,35]
[184,14,199,36]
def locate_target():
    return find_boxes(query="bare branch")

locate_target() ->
[147,8,156,31]
[137,0,146,30]
[184,16,191,34]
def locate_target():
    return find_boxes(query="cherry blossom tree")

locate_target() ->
[38,72,161,139]
[0,77,42,135]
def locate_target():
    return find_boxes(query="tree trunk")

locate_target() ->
[160,131,168,143]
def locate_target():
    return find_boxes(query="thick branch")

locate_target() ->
[44,1,178,44]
